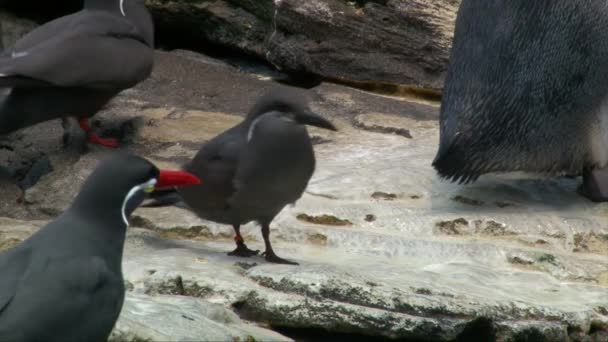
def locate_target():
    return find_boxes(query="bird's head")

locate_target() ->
[246,87,337,132]
[84,0,154,46]
[70,153,200,226]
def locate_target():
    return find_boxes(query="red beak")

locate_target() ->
[155,170,201,190]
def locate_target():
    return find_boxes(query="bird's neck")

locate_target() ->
[55,207,127,273]
[68,193,129,238]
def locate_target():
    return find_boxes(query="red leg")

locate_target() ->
[78,118,119,148]
[228,225,259,257]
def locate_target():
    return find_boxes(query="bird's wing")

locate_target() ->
[229,115,314,210]
[0,246,31,315]
[7,12,83,53]
[184,131,244,208]
[0,254,122,338]
[0,11,153,89]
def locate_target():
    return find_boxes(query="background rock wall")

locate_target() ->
[0,0,460,91]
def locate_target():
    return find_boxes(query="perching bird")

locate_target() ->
[0,0,154,148]
[152,88,337,265]
[0,154,200,341]
[432,0,608,201]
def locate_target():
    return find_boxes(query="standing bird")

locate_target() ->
[432,0,608,201]
[0,0,154,148]
[170,88,336,265]
[0,154,200,341]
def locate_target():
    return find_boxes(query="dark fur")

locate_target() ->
[433,0,608,183]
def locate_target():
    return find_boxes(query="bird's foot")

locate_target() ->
[78,118,120,148]
[262,250,299,265]
[581,167,608,202]
[87,134,119,148]
[228,243,260,257]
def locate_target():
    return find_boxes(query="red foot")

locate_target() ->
[78,118,94,133]
[88,134,119,148]
[78,118,119,148]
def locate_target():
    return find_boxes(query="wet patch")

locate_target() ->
[1,154,53,192]
[234,262,258,271]
[371,191,398,200]
[307,233,329,245]
[452,195,484,206]
[18,156,52,190]
[507,255,534,266]
[597,273,608,287]
[305,191,339,200]
[473,220,515,236]
[310,136,333,145]
[296,214,353,226]
[129,215,157,230]
[353,119,412,138]
[573,233,608,255]
[158,226,231,240]
[131,216,231,241]
[435,218,469,235]
[144,275,216,298]
[413,288,432,295]
[535,253,559,266]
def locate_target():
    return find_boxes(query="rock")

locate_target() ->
[1,0,460,91]
[147,0,459,91]
[116,227,608,341]
[110,293,291,342]
[22,154,101,217]
[0,49,607,340]
[0,217,44,252]
[0,10,37,49]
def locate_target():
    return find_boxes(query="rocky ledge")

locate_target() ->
[0,48,606,341]
[1,0,460,92]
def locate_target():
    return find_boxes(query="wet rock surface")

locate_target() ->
[0,49,607,340]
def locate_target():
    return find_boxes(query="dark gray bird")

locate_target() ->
[0,154,200,342]
[171,88,336,265]
[0,0,154,148]
[432,0,608,201]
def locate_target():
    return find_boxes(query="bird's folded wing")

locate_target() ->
[0,247,32,315]
[0,255,119,335]
[229,118,310,208]
[0,12,153,89]
[229,125,284,207]
[197,139,241,200]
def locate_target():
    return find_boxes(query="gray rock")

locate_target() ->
[0,0,459,91]
[146,0,459,90]
[110,293,291,342]
[0,50,607,340]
